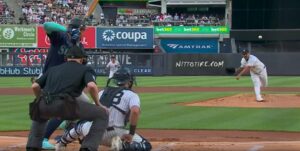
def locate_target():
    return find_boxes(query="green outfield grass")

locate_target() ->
[0,76,300,132]
[1,76,300,87]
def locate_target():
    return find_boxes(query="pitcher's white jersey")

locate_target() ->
[99,89,140,127]
[241,55,265,75]
[240,54,268,101]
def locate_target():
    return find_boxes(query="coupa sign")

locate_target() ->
[161,39,219,53]
[96,27,154,49]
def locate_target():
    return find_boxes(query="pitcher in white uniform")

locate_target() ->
[55,68,152,151]
[106,55,120,79]
[236,49,268,102]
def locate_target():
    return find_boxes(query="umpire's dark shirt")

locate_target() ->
[42,31,84,74]
[36,61,96,97]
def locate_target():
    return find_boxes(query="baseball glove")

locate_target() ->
[225,68,237,75]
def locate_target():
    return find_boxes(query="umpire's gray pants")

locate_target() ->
[26,99,108,151]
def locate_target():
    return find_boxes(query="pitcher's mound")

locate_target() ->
[185,94,300,108]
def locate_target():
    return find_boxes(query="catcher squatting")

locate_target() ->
[56,68,152,151]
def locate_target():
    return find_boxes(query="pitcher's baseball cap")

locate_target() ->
[241,49,250,55]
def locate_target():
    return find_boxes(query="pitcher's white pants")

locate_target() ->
[251,68,268,101]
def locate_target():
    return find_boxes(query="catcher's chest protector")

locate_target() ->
[100,87,128,108]
[100,86,132,126]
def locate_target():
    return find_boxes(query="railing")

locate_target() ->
[2,52,300,76]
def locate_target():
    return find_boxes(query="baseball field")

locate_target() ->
[1,76,300,151]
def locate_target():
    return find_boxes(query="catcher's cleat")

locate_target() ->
[110,136,122,151]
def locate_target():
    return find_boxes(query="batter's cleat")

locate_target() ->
[110,136,122,151]
[42,138,55,150]
[55,142,66,151]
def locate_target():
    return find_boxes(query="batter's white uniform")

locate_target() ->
[59,89,146,147]
[241,55,268,101]
[106,60,120,78]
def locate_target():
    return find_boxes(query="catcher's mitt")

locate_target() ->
[225,68,236,75]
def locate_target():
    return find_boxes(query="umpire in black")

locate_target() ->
[26,45,108,151]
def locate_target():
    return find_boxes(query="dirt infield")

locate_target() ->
[185,94,300,108]
[1,130,300,151]
[1,87,300,95]
[1,86,300,150]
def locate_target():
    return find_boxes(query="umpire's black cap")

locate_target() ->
[66,45,86,59]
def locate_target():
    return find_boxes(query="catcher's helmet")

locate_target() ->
[112,68,135,86]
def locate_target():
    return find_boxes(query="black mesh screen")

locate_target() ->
[232,0,300,29]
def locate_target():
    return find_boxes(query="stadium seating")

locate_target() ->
[0,0,15,24]
[115,13,224,27]
[19,0,94,25]
[2,0,224,27]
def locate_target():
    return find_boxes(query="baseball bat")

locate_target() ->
[84,0,100,19]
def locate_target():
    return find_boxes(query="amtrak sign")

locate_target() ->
[161,39,219,53]
[97,27,154,49]
[167,44,214,49]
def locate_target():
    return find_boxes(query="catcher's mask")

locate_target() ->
[107,68,136,89]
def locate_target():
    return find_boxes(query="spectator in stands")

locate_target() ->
[18,0,92,25]
[174,13,179,21]
[100,12,105,24]
[2,0,224,27]
[19,13,29,24]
